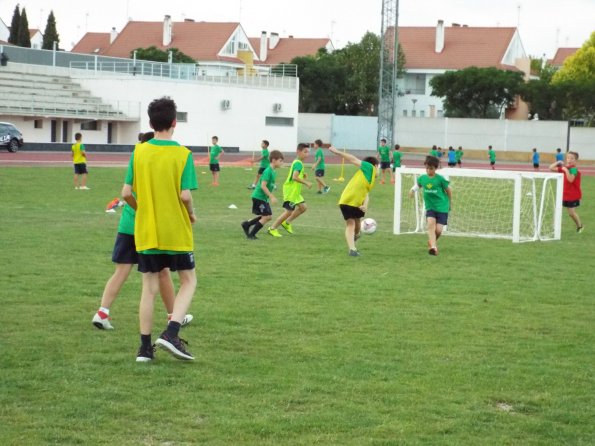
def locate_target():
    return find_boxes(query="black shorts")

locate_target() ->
[111,232,138,264]
[315,169,325,177]
[252,198,272,216]
[533,163,539,168]
[258,167,266,175]
[209,163,220,172]
[457,160,462,165]
[74,163,88,174]
[563,200,580,208]
[282,201,296,211]
[426,209,449,225]
[138,252,195,273]
[448,162,456,167]
[380,161,391,170]
[340,204,364,220]
[490,161,496,166]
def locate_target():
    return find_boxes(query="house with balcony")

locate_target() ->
[395,21,530,120]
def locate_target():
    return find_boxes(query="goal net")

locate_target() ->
[394,168,563,243]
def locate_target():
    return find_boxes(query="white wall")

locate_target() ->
[297,113,332,144]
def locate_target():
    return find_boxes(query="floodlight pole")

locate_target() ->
[377,0,400,149]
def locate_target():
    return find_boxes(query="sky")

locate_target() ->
[1,0,593,58]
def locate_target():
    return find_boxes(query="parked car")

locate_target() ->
[0,122,24,152]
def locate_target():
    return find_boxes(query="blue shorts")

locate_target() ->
[111,232,138,264]
[426,210,448,225]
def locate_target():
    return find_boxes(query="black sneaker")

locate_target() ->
[241,221,250,236]
[155,332,194,360]
[348,249,361,257]
[136,344,155,362]
[247,235,258,240]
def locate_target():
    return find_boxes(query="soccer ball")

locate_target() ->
[361,218,377,235]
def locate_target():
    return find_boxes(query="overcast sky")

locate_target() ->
[1,0,593,58]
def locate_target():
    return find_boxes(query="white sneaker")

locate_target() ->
[92,311,114,329]
[182,314,194,326]
[79,186,90,190]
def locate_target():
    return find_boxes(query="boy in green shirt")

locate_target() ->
[456,146,464,167]
[409,156,452,256]
[392,144,402,174]
[72,132,90,190]
[377,138,393,184]
[242,150,284,239]
[312,139,331,194]
[248,139,270,189]
[268,143,312,237]
[488,145,496,170]
[209,135,224,186]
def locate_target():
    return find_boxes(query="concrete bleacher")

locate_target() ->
[0,68,132,120]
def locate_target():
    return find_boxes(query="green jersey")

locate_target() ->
[252,166,276,202]
[210,144,222,164]
[259,148,270,169]
[417,173,450,213]
[118,159,136,234]
[488,149,496,162]
[378,145,391,162]
[455,149,464,161]
[392,151,402,167]
[314,148,325,170]
[430,149,440,158]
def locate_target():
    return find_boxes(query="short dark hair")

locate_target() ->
[394,144,400,150]
[138,132,144,141]
[75,132,82,140]
[364,156,379,166]
[424,155,440,168]
[380,138,387,143]
[488,145,493,149]
[262,140,269,147]
[141,132,154,143]
[269,150,284,161]
[556,148,561,152]
[314,139,323,146]
[212,136,218,142]
[297,143,308,151]
[148,97,177,132]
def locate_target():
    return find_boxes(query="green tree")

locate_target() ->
[42,11,60,50]
[8,5,20,45]
[521,64,565,120]
[553,32,595,84]
[17,7,31,48]
[132,46,195,63]
[429,66,525,118]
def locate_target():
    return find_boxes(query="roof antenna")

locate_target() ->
[517,2,521,28]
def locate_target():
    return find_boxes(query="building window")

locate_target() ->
[419,110,425,118]
[81,121,101,131]
[403,110,408,117]
[412,110,417,118]
[34,119,43,129]
[176,112,188,122]
[265,116,294,127]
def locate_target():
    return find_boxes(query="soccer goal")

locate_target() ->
[394,168,564,243]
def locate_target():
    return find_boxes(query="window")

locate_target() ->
[412,110,417,118]
[176,112,188,122]
[34,120,43,129]
[403,110,408,117]
[81,121,101,131]
[419,110,425,118]
[265,116,294,127]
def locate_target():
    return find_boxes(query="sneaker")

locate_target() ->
[247,235,258,240]
[79,186,90,190]
[577,226,584,233]
[247,185,256,189]
[428,247,438,256]
[92,311,114,330]
[317,190,323,194]
[349,249,361,257]
[182,314,194,327]
[136,344,155,362]
[323,185,331,193]
[241,221,250,236]
[268,228,282,237]
[74,186,80,190]
[155,332,194,360]
[281,221,294,234]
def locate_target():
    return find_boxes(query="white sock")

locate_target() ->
[99,307,110,315]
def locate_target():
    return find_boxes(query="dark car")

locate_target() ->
[0,122,24,152]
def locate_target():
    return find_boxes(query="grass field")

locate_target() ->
[1,164,594,445]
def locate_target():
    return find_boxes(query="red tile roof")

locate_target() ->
[249,37,331,64]
[395,26,519,70]
[71,32,111,54]
[549,47,579,66]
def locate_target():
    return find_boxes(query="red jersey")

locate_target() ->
[558,166,582,201]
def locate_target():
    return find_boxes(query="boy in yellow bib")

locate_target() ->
[329,146,379,256]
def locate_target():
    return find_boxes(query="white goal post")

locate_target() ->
[394,168,564,243]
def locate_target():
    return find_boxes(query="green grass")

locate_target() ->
[0,165,594,445]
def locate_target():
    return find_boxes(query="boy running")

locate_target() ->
[242,150,284,239]
[549,151,583,233]
[488,145,496,170]
[409,156,452,256]
[312,139,331,194]
[268,143,312,237]
[248,140,270,189]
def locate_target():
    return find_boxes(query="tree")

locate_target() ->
[17,7,31,48]
[521,64,565,120]
[553,32,595,84]
[42,11,60,50]
[429,66,525,118]
[8,5,20,45]
[131,46,195,63]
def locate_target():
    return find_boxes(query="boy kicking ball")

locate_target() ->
[409,156,452,256]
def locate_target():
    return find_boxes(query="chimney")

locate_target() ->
[269,32,279,50]
[435,20,445,53]
[163,15,173,46]
[110,27,118,44]
[260,31,268,62]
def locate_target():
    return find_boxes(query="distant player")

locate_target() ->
[248,139,270,189]
[268,143,312,237]
[532,148,540,171]
[456,146,464,167]
[329,146,378,257]
[488,145,496,170]
[447,146,456,167]
[392,144,402,174]
[409,156,452,256]
[241,150,284,239]
[312,139,331,194]
[555,148,564,163]
[72,132,89,190]
[549,151,583,233]
[377,138,393,184]
[209,135,223,186]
